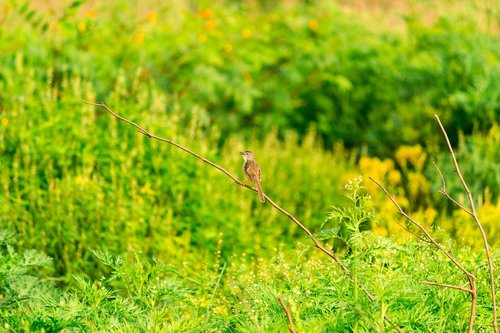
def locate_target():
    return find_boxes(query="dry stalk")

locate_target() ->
[369,176,477,333]
[434,114,498,333]
[277,294,296,333]
[83,101,402,332]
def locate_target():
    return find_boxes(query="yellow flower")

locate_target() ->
[198,34,207,43]
[388,170,401,186]
[308,19,319,31]
[198,9,213,19]
[392,195,409,210]
[147,11,157,23]
[215,305,228,315]
[412,208,437,229]
[134,32,145,44]
[223,43,232,53]
[425,207,437,222]
[395,145,425,170]
[77,21,86,33]
[4,3,13,13]
[1,118,8,126]
[85,9,97,18]
[140,182,155,196]
[407,173,429,197]
[372,225,388,237]
[241,29,252,39]
[205,20,216,31]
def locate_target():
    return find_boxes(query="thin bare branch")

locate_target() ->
[84,101,402,333]
[277,295,296,333]
[369,177,475,280]
[82,101,247,187]
[434,115,497,333]
[420,281,473,293]
[369,176,477,332]
[395,220,431,243]
[433,162,473,216]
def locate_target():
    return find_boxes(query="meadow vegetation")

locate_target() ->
[0,0,499,331]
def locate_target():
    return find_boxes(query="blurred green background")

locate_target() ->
[0,0,499,331]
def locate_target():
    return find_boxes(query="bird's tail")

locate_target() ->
[256,182,265,203]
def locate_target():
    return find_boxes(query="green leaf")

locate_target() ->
[312,228,341,240]
[69,0,83,9]
[18,2,29,15]
[25,9,36,21]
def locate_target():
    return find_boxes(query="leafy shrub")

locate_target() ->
[1,217,497,332]
[1,1,499,152]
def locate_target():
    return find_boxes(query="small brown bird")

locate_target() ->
[240,150,265,203]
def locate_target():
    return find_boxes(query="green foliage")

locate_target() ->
[0,231,230,332]
[0,61,352,278]
[320,176,374,250]
[2,219,497,332]
[0,1,499,332]
[1,1,499,153]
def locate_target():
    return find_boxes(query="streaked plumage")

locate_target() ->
[240,151,265,203]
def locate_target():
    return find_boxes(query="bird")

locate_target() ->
[240,150,265,203]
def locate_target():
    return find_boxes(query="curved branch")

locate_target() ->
[83,101,402,332]
[277,295,296,333]
[369,176,477,332]
[394,220,431,243]
[420,281,472,293]
[435,115,497,333]
[433,162,473,216]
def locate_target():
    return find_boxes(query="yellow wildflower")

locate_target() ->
[223,43,232,53]
[408,173,429,197]
[388,170,401,186]
[198,9,213,19]
[4,3,13,13]
[1,118,8,126]
[372,225,388,237]
[241,29,252,39]
[205,20,216,31]
[134,32,145,44]
[147,11,157,23]
[85,9,97,18]
[308,19,319,31]
[77,21,86,33]
[395,145,425,170]
[215,305,228,315]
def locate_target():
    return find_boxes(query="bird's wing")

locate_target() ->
[246,161,261,184]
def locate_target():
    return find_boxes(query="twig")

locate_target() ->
[434,114,498,333]
[369,176,477,333]
[394,220,431,243]
[83,101,403,332]
[82,101,247,187]
[433,162,473,217]
[277,294,296,333]
[420,281,473,293]
[369,178,475,279]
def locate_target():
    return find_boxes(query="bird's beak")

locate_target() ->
[239,152,244,155]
